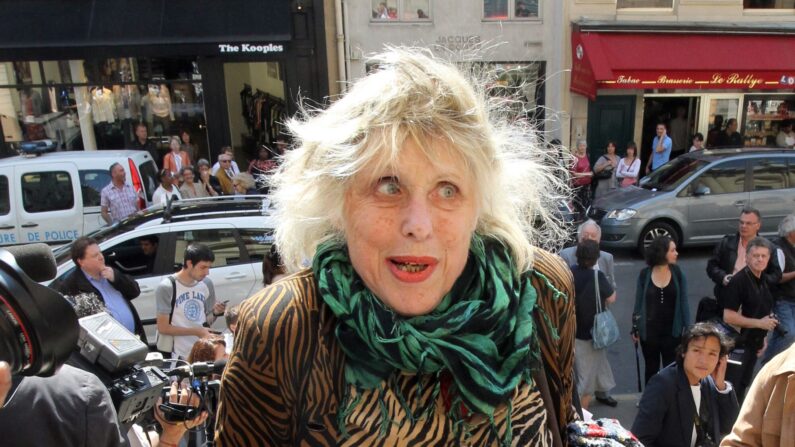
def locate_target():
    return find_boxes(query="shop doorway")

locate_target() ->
[586,95,636,164]
[223,62,286,169]
[641,96,699,162]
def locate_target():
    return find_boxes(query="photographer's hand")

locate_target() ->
[154,381,208,446]
[0,361,10,408]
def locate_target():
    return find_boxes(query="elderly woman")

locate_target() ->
[178,166,211,199]
[231,172,258,195]
[570,140,592,221]
[632,235,691,384]
[215,48,575,446]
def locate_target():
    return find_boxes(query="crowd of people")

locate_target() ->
[559,206,795,446]
[2,47,794,447]
[101,123,285,225]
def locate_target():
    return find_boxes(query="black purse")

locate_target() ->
[594,156,614,179]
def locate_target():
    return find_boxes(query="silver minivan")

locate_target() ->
[589,148,795,253]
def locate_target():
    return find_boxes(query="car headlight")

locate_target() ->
[606,209,637,221]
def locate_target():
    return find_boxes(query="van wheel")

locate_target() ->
[639,222,679,255]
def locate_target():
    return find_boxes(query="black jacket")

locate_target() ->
[705,233,781,305]
[54,267,147,344]
[632,363,739,447]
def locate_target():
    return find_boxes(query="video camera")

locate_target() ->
[0,243,222,428]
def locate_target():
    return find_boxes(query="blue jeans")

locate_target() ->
[763,300,795,364]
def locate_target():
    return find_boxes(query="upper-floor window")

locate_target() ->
[745,0,795,8]
[371,0,431,21]
[484,0,539,19]
[617,0,673,8]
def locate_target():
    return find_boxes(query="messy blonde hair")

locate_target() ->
[270,47,570,272]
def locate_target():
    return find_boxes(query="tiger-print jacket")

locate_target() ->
[215,248,576,446]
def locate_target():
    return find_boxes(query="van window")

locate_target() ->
[138,161,158,202]
[21,171,74,213]
[79,170,111,207]
[692,160,746,195]
[752,158,788,191]
[0,176,9,215]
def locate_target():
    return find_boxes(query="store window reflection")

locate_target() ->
[0,58,207,164]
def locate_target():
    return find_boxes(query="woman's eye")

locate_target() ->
[376,178,400,195]
[438,183,458,198]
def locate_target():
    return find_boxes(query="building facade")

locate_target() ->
[341,0,567,142]
[563,0,795,163]
[0,0,331,167]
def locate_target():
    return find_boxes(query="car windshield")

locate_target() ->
[639,157,709,192]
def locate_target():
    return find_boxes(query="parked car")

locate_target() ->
[0,149,157,246]
[588,148,795,254]
[48,196,275,341]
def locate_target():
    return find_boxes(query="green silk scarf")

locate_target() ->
[313,234,543,443]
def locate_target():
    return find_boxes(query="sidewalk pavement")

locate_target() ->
[586,393,642,430]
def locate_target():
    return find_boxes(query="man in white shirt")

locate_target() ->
[156,243,226,360]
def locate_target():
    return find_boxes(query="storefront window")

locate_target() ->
[483,0,538,19]
[370,0,430,20]
[743,96,795,147]
[617,0,673,7]
[483,62,545,124]
[0,57,207,162]
[705,98,739,148]
[744,0,795,8]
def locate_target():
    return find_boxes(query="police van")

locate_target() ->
[0,145,158,246]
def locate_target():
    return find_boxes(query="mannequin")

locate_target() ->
[142,84,174,136]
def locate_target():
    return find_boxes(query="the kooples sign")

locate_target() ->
[600,71,793,90]
[218,43,285,55]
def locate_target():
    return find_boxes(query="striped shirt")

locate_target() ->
[100,182,138,223]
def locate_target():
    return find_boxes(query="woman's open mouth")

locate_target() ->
[387,256,438,283]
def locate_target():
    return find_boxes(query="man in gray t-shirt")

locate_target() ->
[156,243,225,359]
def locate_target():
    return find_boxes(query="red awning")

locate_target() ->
[571,31,795,99]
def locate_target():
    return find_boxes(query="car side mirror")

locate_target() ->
[693,184,711,197]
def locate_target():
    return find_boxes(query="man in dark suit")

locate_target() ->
[706,207,781,310]
[632,322,739,447]
[53,236,147,344]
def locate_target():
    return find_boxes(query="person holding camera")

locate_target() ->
[592,140,618,199]
[706,208,781,312]
[722,237,780,402]
[632,322,739,447]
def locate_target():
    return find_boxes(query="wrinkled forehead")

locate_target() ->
[354,132,476,184]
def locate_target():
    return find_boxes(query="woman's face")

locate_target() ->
[181,132,190,144]
[576,143,587,156]
[170,139,180,152]
[665,241,678,265]
[259,148,269,160]
[682,336,721,384]
[606,143,616,154]
[626,147,635,158]
[342,139,479,317]
[198,165,210,176]
[183,169,194,184]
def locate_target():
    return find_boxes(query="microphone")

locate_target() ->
[166,359,227,378]
[4,243,57,282]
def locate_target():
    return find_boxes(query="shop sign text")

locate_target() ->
[434,35,481,51]
[218,43,284,55]
[601,71,779,90]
